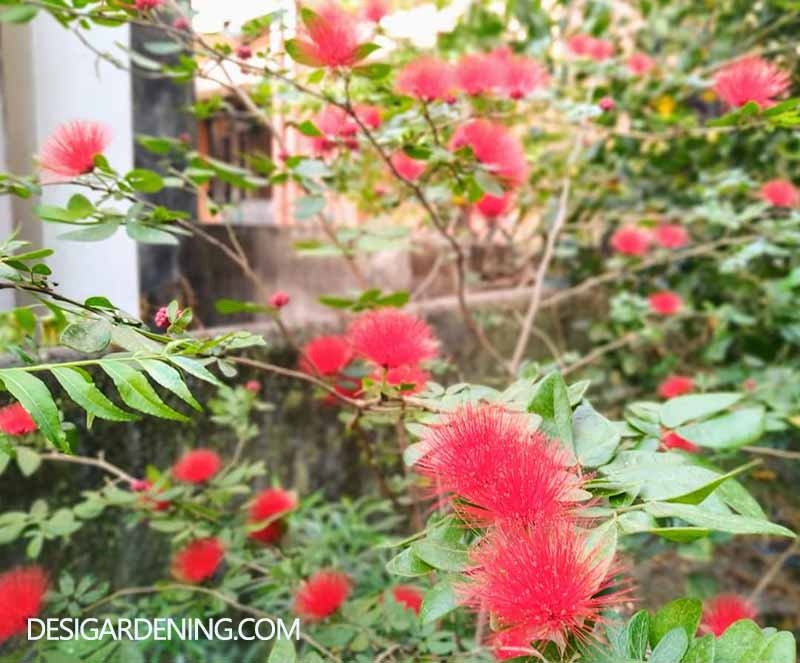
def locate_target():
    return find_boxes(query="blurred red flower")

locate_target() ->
[37,121,111,183]
[300,335,353,375]
[627,52,655,76]
[451,119,528,186]
[348,309,438,368]
[248,488,297,544]
[362,0,389,22]
[476,192,514,219]
[610,226,650,256]
[391,151,426,181]
[456,53,503,96]
[354,104,381,129]
[172,449,222,484]
[653,224,689,249]
[391,585,424,614]
[0,403,37,436]
[492,48,549,99]
[661,431,700,453]
[714,57,790,108]
[0,566,48,643]
[760,179,798,207]
[658,375,694,399]
[379,364,431,395]
[294,570,351,620]
[396,57,456,102]
[649,291,683,315]
[172,538,225,584]
[293,3,363,68]
[702,594,757,636]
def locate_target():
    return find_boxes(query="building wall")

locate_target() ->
[0,16,139,314]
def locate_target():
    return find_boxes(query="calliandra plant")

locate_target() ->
[0,0,799,661]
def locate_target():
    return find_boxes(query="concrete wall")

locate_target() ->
[0,16,139,313]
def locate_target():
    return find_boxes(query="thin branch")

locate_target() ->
[748,539,800,604]
[40,451,136,484]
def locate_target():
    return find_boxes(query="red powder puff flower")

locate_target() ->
[416,405,584,525]
[300,335,353,375]
[0,402,37,436]
[451,119,528,186]
[760,179,798,207]
[391,151,426,181]
[653,224,689,249]
[130,479,171,511]
[658,374,694,399]
[292,3,364,69]
[598,96,616,111]
[236,44,253,60]
[649,291,683,315]
[348,309,438,369]
[391,585,424,614]
[490,627,539,661]
[37,121,111,183]
[476,192,514,219]
[294,570,351,620]
[701,594,757,636]
[610,226,650,256]
[309,105,359,154]
[396,57,456,102]
[248,488,297,544]
[627,52,655,76]
[456,53,503,96]
[661,431,700,453]
[172,449,222,484]
[714,57,790,108]
[172,16,190,30]
[270,291,290,308]
[378,364,430,395]
[135,0,162,10]
[0,566,48,643]
[172,538,224,584]
[567,34,593,57]
[492,49,549,100]
[354,104,381,129]
[363,0,389,23]
[462,521,628,649]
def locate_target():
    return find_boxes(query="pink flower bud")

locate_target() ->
[598,96,616,111]
[245,380,261,393]
[270,291,290,308]
[154,307,170,328]
[236,45,253,60]
[172,16,190,30]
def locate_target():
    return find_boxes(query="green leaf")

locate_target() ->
[573,402,620,467]
[352,63,392,79]
[625,610,649,660]
[527,371,574,455]
[0,370,66,449]
[664,461,759,505]
[59,221,120,242]
[137,359,201,411]
[644,527,713,543]
[716,479,766,520]
[169,356,224,387]
[0,5,38,22]
[126,221,178,245]
[419,579,457,625]
[143,40,184,55]
[684,633,715,663]
[125,169,164,193]
[352,42,381,60]
[99,361,188,422]
[294,120,322,137]
[214,299,270,315]
[60,319,113,353]
[294,195,326,220]
[16,447,42,477]
[474,169,505,197]
[649,627,688,663]
[759,632,796,663]
[675,408,765,449]
[386,547,434,577]
[411,539,469,572]
[715,620,763,663]
[648,598,701,648]
[51,367,138,422]
[644,502,796,537]
[268,639,296,663]
[67,194,94,218]
[660,393,742,428]
[284,39,324,67]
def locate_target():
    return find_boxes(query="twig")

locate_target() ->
[40,451,136,484]
[741,446,800,461]
[748,539,800,604]
[561,332,641,376]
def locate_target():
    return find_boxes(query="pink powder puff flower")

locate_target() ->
[270,291,290,308]
[649,291,683,315]
[627,52,655,76]
[760,179,798,207]
[456,53,503,96]
[291,3,364,69]
[362,0,389,23]
[658,374,694,399]
[395,57,456,102]
[378,364,431,395]
[450,119,528,186]
[713,57,790,108]
[653,224,689,249]
[354,104,381,129]
[37,121,111,183]
[492,49,549,100]
[610,226,650,256]
[476,192,514,219]
[294,570,351,620]
[598,96,616,111]
[391,151,426,181]
[300,335,353,376]
[348,309,438,369]
[701,595,757,636]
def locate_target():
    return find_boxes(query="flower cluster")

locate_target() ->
[0,566,48,643]
[0,402,37,436]
[610,223,689,256]
[300,309,438,399]
[567,34,614,61]
[37,120,111,184]
[414,405,628,653]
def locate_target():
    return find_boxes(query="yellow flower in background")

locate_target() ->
[702,89,717,102]
[654,95,676,118]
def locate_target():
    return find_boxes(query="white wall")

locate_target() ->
[0,15,139,314]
